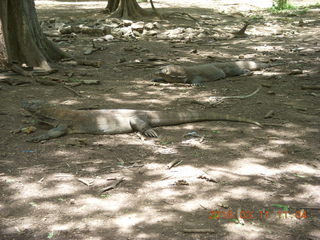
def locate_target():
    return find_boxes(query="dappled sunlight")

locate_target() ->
[227,186,271,200]
[1,0,319,239]
[229,158,279,175]
[252,146,284,158]
[225,224,266,240]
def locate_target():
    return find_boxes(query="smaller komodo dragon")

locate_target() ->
[22,100,262,142]
[156,61,282,85]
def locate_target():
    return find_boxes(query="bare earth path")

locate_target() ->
[0,1,319,239]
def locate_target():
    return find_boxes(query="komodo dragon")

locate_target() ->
[156,61,282,84]
[22,100,262,142]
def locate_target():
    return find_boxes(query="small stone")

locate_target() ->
[123,20,133,26]
[102,34,114,41]
[144,22,154,30]
[82,80,100,85]
[131,21,145,33]
[289,69,303,75]
[267,91,275,95]
[83,48,94,55]
[153,22,162,29]
[59,26,73,34]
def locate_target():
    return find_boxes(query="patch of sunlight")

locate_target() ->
[167,165,204,178]
[102,96,163,105]
[219,140,250,149]
[282,164,319,174]
[293,184,320,203]
[225,223,265,240]
[175,198,209,211]
[254,45,285,52]
[266,127,301,138]
[80,193,130,211]
[230,158,281,175]
[113,214,145,232]
[252,146,284,158]
[269,139,293,145]
[35,1,106,9]
[60,99,82,105]
[228,187,270,200]
[154,146,178,154]
[136,233,158,239]
[113,210,174,233]
[37,202,62,212]
[54,150,73,157]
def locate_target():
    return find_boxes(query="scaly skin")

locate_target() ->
[22,100,262,142]
[157,61,282,84]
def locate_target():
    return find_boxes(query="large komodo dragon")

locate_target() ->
[22,100,262,142]
[156,61,282,84]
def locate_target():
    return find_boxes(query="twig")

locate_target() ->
[62,84,82,97]
[167,160,183,169]
[100,177,124,193]
[77,178,93,186]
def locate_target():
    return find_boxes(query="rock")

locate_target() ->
[83,47,94,55]
[82,80,100,85]
[55,22,65,30]
[144,22,154,30]
[123,20,133,26]
[145,30,158,36]
[197,33,207,38]
[119,26,134,37]
[102,34,114,41]
[49,18,56,24]
[93,38,104,42]
[131,21,144,33]
[153,22,162,29]
[157,33,169,40]
[289,69,303,75]
[59,26,73,34]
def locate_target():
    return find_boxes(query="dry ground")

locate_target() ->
[0,1,319,239]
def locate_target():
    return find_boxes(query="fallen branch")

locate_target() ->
[62,84,82,97]
[100,177,124,193]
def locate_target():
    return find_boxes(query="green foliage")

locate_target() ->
[137,0,148,2]
[271,0,297,11]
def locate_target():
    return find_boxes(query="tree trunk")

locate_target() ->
[105,0,120,13]
[107,0,152,19]
[0,0,68,72]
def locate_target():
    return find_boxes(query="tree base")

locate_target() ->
[109,0,154,19]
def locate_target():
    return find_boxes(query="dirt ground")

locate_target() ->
[0,0,319,239]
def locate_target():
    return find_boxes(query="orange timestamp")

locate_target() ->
[208,209,312,220]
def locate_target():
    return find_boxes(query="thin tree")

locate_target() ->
[0,0,68,74]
